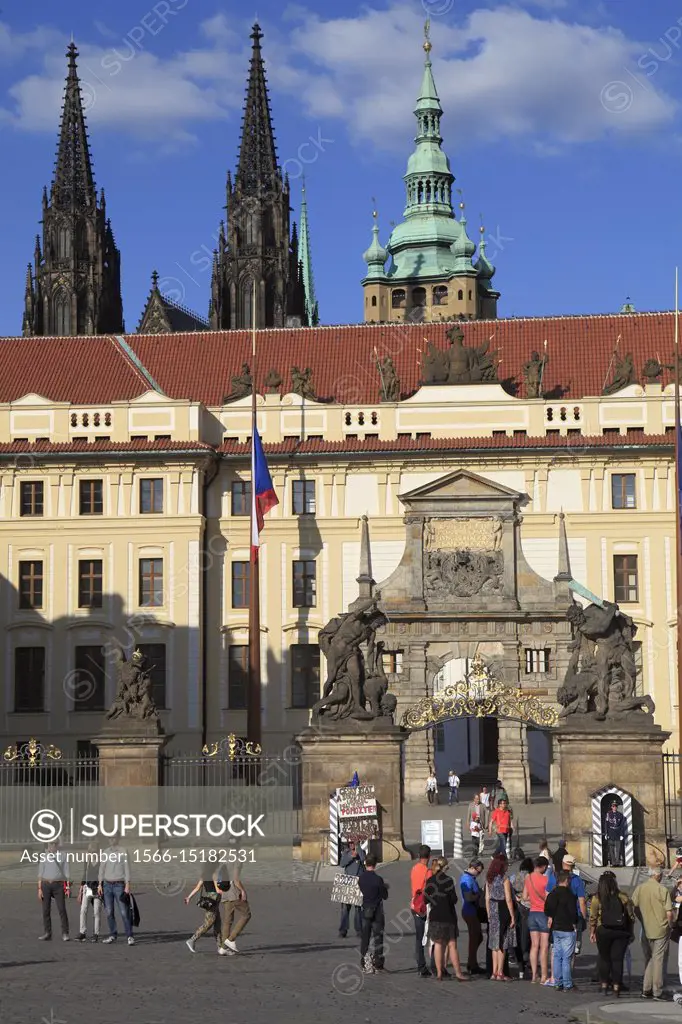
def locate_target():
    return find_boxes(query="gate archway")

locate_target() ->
[400,654,559,802]
[400,654,559,731]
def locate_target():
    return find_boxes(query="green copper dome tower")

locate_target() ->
[362,20,499,323]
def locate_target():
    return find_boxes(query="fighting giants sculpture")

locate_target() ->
[106,649,160,722]
[557,600,654,721]
[312,597,397,723]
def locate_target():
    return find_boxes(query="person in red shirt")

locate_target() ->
[410,845,432,977]
[489,799,512,856]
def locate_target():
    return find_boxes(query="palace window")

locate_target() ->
[292,480,316,515]
[433,286,448,306]
[292,560,316,608]
[525,649,550,674]
[78,560,103,609]
[391,289,406,309]
[458,289,464,301]
[138,643,167,709]
[19,560,43,609]
[228,645,248,709]
[232,481,251,516]
[613,554,638,603]
[412,287,427,307]
[291,644,320,708]
[382,650,403,675]
[14,647,45,712]
[371,296,377,307]
[139,558,163,607]
[140,478,163,514]
[611,473,636,510]
[72,646,105,712]
[231,562,250,608]
[79,479,103,515]
[20,481,44,517]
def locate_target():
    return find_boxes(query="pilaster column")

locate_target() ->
[1,474,14,519]
[643,466,655,513]
[534,469,548,513]
[119,471,133,517]
[320,473,334,518]
[593,467,605,512]
[580,468,591,512]
[333,471,347,518]
[168,470,181,516]
[400,642,433,801]
[60,471,75,518]
[497,719,530,806]
[376,471,388,517]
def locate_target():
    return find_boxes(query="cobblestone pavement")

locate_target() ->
[0,861,662,1024]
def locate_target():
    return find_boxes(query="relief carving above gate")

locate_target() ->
[424,549,504,599]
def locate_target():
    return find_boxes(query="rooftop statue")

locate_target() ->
[421,325,498,385]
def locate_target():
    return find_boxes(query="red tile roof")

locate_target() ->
[0,313,675,407]
[218,433,673,457]
[130,312,677,406]
[0,336,150,404]
[0,439,213,455]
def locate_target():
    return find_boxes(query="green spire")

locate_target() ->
[363,209,388,280]
[299,179,319,325]
[451,203,477,275]
[620,295,636,313]
[475,224,499,300]
[384,23,461,282]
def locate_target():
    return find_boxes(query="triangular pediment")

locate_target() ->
[11,393,61,407]
[399,469,525,504]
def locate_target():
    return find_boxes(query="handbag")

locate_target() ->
[197,885,220,912]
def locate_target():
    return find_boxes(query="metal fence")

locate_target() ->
[0,752,100,847]
[161,751,302,843]
[0,738,302,847]
[664,751,682,842]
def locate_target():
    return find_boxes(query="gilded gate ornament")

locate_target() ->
[202,734,262,758]
[3,737,62,765]
[401,654,558,730]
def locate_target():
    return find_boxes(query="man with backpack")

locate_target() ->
[545,854,587,954]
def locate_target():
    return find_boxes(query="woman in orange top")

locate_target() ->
[522,856,551,984]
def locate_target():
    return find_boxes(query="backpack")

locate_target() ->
[413,889,427,916]
[601,894,627,930]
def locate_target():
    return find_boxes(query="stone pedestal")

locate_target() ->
[555,719,670,866]
[93,723,168,788]
[296,721,410,862]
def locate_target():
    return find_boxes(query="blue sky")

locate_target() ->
[0,0,681,334]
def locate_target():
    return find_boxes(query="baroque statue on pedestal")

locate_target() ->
[557,600,654,721]
[106,649,159,722]
[312,597,397,722]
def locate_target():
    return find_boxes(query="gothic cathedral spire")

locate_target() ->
[209,24,307,330]
[22,43,124,336]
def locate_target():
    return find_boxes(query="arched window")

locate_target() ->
[57,225,70,259]
[54,289,70,334]
[433,285,448,306]
[457,289,464,301]
[412,287,426,307]
[242,280,253,327]
[371,295,377,307]
[245,218,256,246]
[468,290,472,300]
[391,289,406,309]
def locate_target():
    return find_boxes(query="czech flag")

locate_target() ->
[251,425,278,559]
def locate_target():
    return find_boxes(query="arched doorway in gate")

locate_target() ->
[401,653,559,801]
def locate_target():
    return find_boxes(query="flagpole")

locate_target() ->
[671,268,675,741]
[248,280,262,748]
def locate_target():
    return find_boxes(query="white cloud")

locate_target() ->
[285,4,676,148]
[0,5,675,150]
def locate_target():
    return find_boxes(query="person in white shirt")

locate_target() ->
[480,786,491,809]
[448,771,461,805]
[426,771,438,805]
